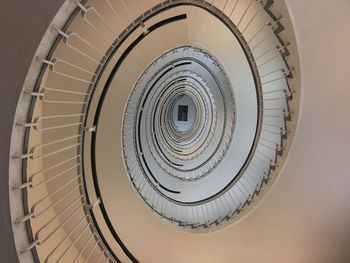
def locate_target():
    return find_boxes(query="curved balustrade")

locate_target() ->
[9,0,298,262]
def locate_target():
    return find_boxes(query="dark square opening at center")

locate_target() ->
[178,105,188,121]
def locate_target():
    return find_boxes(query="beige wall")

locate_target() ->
[3,0,350,262]
[107,1,350,262]
[90,1,350,263]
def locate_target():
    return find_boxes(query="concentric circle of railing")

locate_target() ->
[117,1,293,228]
[123,46,235,184]
[9,0,297,262]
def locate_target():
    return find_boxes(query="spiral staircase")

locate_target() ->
[1,0,350,263]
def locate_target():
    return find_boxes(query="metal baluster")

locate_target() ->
[44,215,88,262]
[237,0,255,27]
[56,222,91,262]
[72,233,95,263]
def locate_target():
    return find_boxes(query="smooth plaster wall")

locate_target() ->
[0,1,64,262]
[268,0,350,262]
